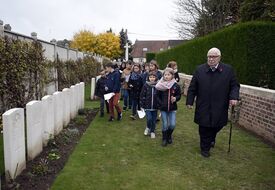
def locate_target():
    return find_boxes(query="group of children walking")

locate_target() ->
[95,60,181,147]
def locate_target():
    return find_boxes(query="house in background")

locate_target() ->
[131,40,186,63]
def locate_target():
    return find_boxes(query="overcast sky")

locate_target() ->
[1,0,179,43]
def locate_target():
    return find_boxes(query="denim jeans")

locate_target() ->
[160,111,176,131]
[120,88,125,99]
[145,110,157,133]
[122,89,132,109]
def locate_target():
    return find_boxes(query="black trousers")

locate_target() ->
[199,125,223,151]
[100,98,109,114]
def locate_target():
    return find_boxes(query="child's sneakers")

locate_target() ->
[144,127,150,136]
[130,115,136,120]
[150,132,156,139]
[117,112,122,121]
[108,116,114,122]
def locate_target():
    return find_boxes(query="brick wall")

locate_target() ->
[179,73,275,144]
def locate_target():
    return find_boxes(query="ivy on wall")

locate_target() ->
[0,36,101,129]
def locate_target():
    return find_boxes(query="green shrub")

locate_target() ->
[48,152,61,160]
[32,158,49,176]
[56,56,101,91]
[156,22,275,89]
[0,36,101,115]
[146,53,156,63]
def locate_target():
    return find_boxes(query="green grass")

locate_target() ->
[0,133,3,175]
[51,84,275,190]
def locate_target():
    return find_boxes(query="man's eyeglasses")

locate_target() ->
[207,55,220,59]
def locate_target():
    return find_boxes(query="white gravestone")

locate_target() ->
[80,82,85,109]
[91,78,96,100]
[62,88,71,126]
[41,95,54,146]
[3,108,26,180]
[73,84,78,116]
[78,83,82,110]
[75,84,79,113]
[53,92,64,135]
[70,85,77,119]
[75,83,81,111]
[26,101,43,160]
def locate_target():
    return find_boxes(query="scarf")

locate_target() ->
[130,72,140,80]
[146,81,157,87]
[155,78,176,91]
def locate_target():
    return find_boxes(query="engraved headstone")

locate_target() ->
[91,78,96,100]
[53,92,63,135]
[26,100,43,160]
[70,85,77,119]
[62,88,71,126]
[41,95,54,146]
[80,82,85,109]
[3,108,26,180]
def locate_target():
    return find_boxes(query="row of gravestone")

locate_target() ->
[2,82,85,180]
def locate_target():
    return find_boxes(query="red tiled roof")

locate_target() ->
[131,40,169,57]
[131,40,185,58]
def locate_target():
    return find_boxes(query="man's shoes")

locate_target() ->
[108,117,114,122]
[201,150,210,158]
[100,113,104,117]
[144,127,150,136]
[150,132,156,139]
[123,106,127,111]
[117,112,122,121]
[211,141,215,148]
[156,118,160,122]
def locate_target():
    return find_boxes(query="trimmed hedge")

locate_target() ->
[156,22,275,89]
[146,53,156,63]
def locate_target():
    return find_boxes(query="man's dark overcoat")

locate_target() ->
[186,63,240,127]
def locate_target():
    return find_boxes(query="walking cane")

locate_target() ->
[228,105,235,153]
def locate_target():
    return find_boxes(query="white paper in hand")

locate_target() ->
[104,93,115,101]
[137,109,146,119]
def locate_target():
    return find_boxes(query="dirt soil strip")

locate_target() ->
[1,108,98,190]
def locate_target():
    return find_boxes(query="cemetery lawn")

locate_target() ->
[51,85,275,190]
[0,133,3,175]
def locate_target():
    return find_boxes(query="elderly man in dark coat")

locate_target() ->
[186,47,240,158]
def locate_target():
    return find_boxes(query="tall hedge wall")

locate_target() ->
[146,53,156,63]
[156,22,275,89]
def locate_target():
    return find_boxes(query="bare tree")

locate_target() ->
[171,0,243,39]
[171,0,203,39]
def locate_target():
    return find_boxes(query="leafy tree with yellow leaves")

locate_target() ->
[70,30,97,53]
[70,30,122,59]
[95,32,121,59]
